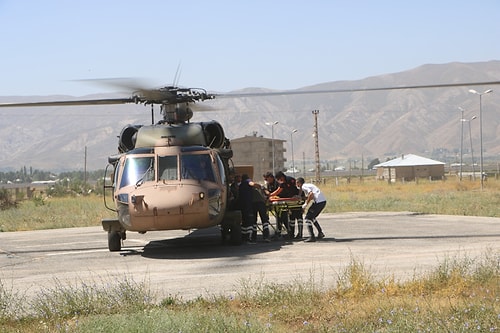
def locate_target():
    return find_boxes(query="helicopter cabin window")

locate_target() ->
[181,154,216,182]
[158,155,178,180]
[120,156,154,188]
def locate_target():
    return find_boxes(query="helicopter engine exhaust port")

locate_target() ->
[119,125,142,152]
[201,121,225,148]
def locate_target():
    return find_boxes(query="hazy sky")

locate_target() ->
[1,0,499,96]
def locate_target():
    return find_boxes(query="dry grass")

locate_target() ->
[3,253,497,332]
[321,176,500,217]
[0,195,110,232]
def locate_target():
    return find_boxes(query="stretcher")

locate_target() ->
[266,197,304,236]
[267,196,304,217]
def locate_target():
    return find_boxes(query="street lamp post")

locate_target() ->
[467,116,477,180]
[469,89,492,190]
[290,129,298,177]
[265,121,279,174]
[459,107,465,181]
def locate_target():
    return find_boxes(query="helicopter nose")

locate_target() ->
[124,184,223,231]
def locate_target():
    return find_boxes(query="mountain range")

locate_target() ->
[1,61,499,171]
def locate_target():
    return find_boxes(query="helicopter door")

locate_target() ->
[103,163,118,212]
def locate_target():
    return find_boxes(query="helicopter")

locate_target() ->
[1,78,500,251]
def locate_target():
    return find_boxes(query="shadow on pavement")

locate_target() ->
[121,227,291,259]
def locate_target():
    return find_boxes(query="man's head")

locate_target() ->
[263,172,274,182]
[296,177,305,188]
[275,171,286,183]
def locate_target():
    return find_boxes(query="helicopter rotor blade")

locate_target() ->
[0,98,136,108]
[0,94,215,111]
[1,79,499,109]
[76,77,153,92]
[189,103,215,112]
[214,80,500,98]
[76,78,174,102]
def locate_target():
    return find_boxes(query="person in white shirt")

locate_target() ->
[296,177,326,242]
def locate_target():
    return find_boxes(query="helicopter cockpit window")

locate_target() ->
[120,156,154,188]
[181,154,216,182]
[216,154,226,184]
[158,155,178,181]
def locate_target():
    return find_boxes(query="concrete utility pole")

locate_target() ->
[312,110,321,183]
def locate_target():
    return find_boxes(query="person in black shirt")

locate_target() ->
[269,171,300,239]
[263,172,278,195]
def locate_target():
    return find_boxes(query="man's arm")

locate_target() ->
[269,187,283,197]
[248,181,261,189]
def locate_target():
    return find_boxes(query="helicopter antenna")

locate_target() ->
[173,62,182,86]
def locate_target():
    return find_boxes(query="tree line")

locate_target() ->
[0,167,105,184]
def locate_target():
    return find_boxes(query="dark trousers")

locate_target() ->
[241,206,254,240]
[276,211,289,235]
[305,201,326,221]
[253,201,270,240]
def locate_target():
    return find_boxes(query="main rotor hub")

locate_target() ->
[132,86,214,124]
[161,103,193,123]
[134,86,214,106]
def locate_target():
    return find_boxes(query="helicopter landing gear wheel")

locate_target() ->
[102,218,126,252]
[229,218,242,245]
[221,210,242,246]
[108,231,123,252]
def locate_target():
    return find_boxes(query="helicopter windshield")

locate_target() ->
[120,156,154,188]
[158,155,178,181]
[181,154,216,182]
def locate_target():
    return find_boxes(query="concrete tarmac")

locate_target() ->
[1,212,499,301]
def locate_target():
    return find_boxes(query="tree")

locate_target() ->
[367,158,380,170]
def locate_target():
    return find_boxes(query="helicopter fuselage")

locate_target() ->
[101,116,243,251]
[110,145,227,233]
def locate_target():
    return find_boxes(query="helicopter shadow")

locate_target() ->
[123,227,290,260]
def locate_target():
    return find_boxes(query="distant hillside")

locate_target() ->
[1,61,499,171]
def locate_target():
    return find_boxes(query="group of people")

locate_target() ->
[230,170,327,244]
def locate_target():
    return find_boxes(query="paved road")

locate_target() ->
[1,212,499,301]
